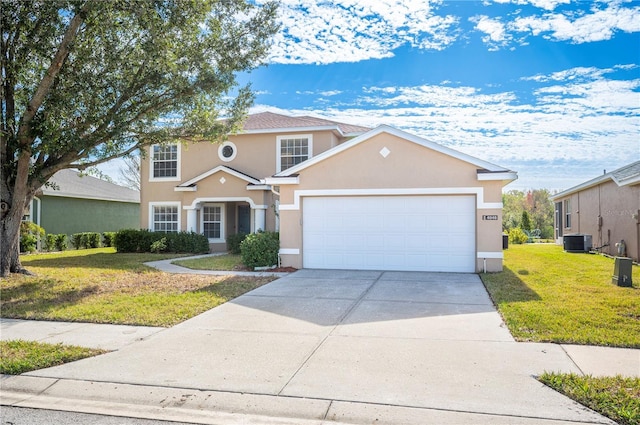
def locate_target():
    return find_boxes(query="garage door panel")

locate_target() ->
[303,196,476,272]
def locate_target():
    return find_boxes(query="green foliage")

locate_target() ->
[539,373,640,425]
[44,234,58,251]
[508,227,529,244]
[102,232,116,247]
[71,232,101,249]
[19,222,45,253]
[521,210,532,232]
[240,232,279,269]
[150,237,168,254]
[114,229,209,254]
[502,189,554,236]
[227,232,247,255]
[55,234,68,251]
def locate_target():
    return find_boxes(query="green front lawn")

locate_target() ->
[1,248,276,327]
[481,244,640,348]
[0,340,106,375]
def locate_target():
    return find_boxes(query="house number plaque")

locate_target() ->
[482,215,499,220]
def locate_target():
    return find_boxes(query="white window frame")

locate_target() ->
[149,202,181,233]
[276,134,312,173]
[218,141,237,162]
[201,203,225,242]
[149,144,181,182]
[564,199,571,229]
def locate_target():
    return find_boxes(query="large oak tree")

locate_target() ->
[1,0,278,276]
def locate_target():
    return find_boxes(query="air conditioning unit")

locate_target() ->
[563,234,593,253]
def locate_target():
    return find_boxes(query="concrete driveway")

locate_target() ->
[21,270,612,424]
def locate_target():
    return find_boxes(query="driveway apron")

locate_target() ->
[25,270,607,423]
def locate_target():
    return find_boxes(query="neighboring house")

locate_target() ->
[140,112,517,272]
[27,169,140,236]
[551,161,640,262]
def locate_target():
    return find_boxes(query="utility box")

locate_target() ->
[612,257,633,287]
[563,234,593,253]
[503,234,508,250]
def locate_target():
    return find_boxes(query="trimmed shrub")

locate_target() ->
[71,232,101,249]
[102,232,116,247]
[20,222,45,253]
[45,233,58,251]
[150,237,168,253]
[508,227,529,245]
[55,234,68,251]
[226,232,247,255]
[240,231,279,269]
[114,229,209,254]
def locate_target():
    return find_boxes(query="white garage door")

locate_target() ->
[303,196,476,272]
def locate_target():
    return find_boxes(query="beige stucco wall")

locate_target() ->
[277,133,509,272]
[555,181,640,262]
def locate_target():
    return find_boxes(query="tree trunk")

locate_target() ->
[0,194,29,277]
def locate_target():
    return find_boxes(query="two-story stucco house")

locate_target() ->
[140,112,517,272]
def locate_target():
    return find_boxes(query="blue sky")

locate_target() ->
[240,0,640,191]
[100,0,639,192]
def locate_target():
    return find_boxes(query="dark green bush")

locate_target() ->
[45,234,57,251]
[55,234,68,251]
[71,232,101,249]
[102,232,116,247]
[240,231,279,269]
[114,229,209,254]
[226,232,247,254]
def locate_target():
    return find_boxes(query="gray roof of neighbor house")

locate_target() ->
[240,112,371,136]
[40,169,140,203]
[551,160,640,200]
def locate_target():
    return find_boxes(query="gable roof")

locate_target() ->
[41,169,139,203]
[240,112,370,136]
[552,160,640,200]
[175,165,262,192]
[270,125,517,182]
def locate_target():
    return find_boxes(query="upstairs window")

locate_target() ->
[151,144,179,180]
[277,135,312,173]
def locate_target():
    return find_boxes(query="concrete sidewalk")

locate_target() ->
[1,270,638,425]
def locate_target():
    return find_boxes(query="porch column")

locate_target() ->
[186,208,198,233]
[254,207,266,232]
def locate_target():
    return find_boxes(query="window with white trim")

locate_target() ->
[151,203,179,233]
[202,204,224,241]
[564,199,571,229]
[150,144,179,180]
[277,135,312,172]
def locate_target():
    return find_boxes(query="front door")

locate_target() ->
[238,205,251,234]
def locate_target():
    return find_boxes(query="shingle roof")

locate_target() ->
[241,112,370,135]
[41,169,140,203]
[551,160,640,200]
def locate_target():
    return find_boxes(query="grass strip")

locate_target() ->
[481,244,640,347]
[173,254,244,271]
[539,373,640,425]
[0,340,107,375]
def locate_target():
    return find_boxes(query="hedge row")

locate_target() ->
[113,229,209,254]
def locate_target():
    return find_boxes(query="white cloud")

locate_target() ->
[471,15,511,49]
[489,0,571,11]
[511,3,640,43]
[264,0,459,64]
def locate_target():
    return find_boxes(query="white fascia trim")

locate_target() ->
[279,187,501,210]
[477,252,503,259]
[149,201,181,232]
[279,248,300,255]
[183,197,267,210]
[241,125,344,137]
[246,184,272,191]
[174,186,197,192]
[274,125,510,177]
[177,165,261,188]
[263,176,300,185]
[477,172,518,182]
[149,144,181,182]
